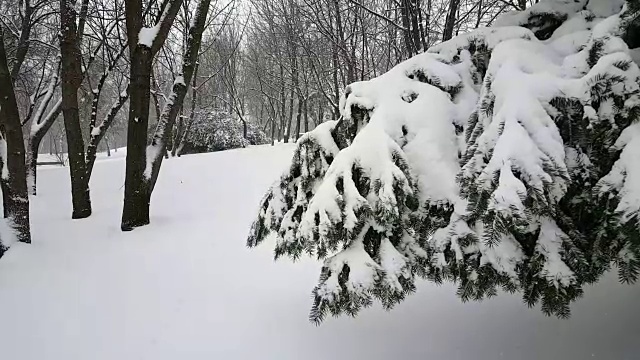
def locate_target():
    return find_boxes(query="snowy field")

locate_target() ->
[0,144,638,360]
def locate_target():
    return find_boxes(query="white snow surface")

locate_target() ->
[0,139,8,180]
[138,26,158,48]
[0,145,638,359]
[36,147,127,165]
[631,48,640,65]
[495,0,587,28]
[0,217,17,249]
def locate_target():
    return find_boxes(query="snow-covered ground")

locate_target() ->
[35,147,127,165]
[0,144,638,360]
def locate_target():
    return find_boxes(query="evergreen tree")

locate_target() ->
[249,0,640,323]
[180,111,268,154]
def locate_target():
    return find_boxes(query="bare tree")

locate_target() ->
[174,62,199,156]
[0,29,30,243]
[135,0,212,227]
[60,0,92,219]
[121,0,184,230]
[84,21,130,179]
[443,0,461,41]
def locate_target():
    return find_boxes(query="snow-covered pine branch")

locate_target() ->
[249,0,640,322]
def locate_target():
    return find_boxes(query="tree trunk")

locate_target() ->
[176,64,199,157]
[409,0,424,53]
[271,117,275,146]
[151,70,162,131]
[60,0,91,219]
[122,45,154,230]
[241,118,248,141]
[331,44,340,119]
[443,0,460,41]
[332,0,354,83]
[26,103,62,195]
[417,0,428,50]
[317,102,324,126]
[26,53,62,195]
[85,44,127,174]
[121,0,184,231]
[86,87,129,178]
[170,108,184,156]
[11,1,33,80]
[146,0,210,194]
[25,140,38,196]
[303,98,309,133]
[401,0,415,56]
[294,97,302,140]
[279,63,286,142]
[285,88,294,142]
[0,31,30,244]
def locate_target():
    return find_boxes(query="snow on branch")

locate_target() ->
[249,0,640,322]
[138,26,159,48]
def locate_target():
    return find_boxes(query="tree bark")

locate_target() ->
[11,0,33,80]
[86,87,129,178]
[122,44,154,230]
[317,101,324,126]
[0,30,31,244]
[279,63,286,142]
[176,63,199,157]
[294,97,302,140]
[285,88,294,142]
[121,0,198,231]
[443,0,461,41]
[84,43,128,179]
[170,111,183,156]
[147,0,210,191]
[409,0,424,53]
[60,0,91,219]
[400,0,415,56]
[1,0,35,215]
[303,98,309,133]
[271,117,276,145]
[332,0,354,83]
[331,41,340,119]
[26,102,62,195]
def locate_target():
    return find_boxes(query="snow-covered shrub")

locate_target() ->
[182,111,268,154]
[249,0,640,323]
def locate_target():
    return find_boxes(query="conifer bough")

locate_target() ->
[248,0,640,323]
